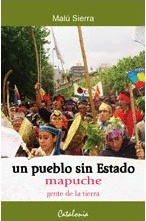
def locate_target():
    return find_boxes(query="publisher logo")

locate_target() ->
[58,209,89,218]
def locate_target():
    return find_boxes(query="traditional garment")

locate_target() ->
[114,108,143,137]
[37,146,55,156]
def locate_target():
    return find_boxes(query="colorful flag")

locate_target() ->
[73,83,88,97]
[73,81,103,97]
[127,68,145,89]
[93,81,103,99]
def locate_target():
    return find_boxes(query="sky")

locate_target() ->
[44,26,145,72]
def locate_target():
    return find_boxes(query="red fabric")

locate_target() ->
[114,108,143,137]
[62,115,68,129]
[42,94,51,101]
[93,85,101,100]
[119,94,131,104]
[135,81,145,89]
[17,107,25,112]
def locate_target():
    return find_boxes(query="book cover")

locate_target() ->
[1,0,145,220]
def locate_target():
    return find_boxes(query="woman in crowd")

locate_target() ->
[30,124,62,157]
[100,126,144,159]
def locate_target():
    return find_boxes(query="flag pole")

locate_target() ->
[40,44,41,84]
[6,81,11,121]
[3,69,12,105]
[2,69,13,116]
[29,26,40,83]
[129,83,140,146]
[77,26,96,123]
[29,26,41,107]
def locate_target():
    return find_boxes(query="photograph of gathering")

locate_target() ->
[1,26,145,159]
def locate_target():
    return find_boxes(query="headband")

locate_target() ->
[119,94,131,104]
[51,110,63,118]
[105,128,125,143]
[135,81,145,89]
[39,125,60,135]
[50,111,68,129]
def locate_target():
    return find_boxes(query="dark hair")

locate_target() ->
[104,97,115,105]
[78,100,88,106]
[53,95,65,104]
[85,113,93,118]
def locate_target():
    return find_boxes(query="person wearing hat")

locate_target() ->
[12,112,25,132]
[114,91,143,137]
[11,113,36,157]
[50,110,70,153]
[30,124,62,157]
[100,126,144,159]
[50,110,68,130]
[97,102,112,131]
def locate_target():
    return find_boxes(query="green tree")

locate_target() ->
[60,87,74,99]
[1,26,54,101]
[98,50,145,95]
[60,50,145,98]
[41,60,54,96]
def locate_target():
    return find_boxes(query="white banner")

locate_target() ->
[1,156,144,201]
[1,126,23,157]
[74,82,103,97]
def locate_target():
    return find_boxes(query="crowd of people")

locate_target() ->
[1,83,145,159]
